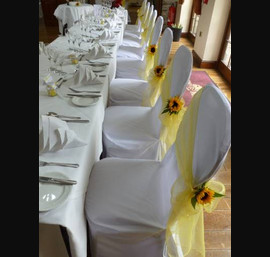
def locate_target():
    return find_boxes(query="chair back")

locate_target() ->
[190,84,231,186]
[141,2,150,25]
[170,45,193,97]
[150,15,163,45]
[161,83,231,257]
[145,5,154,29]
[151,45,193,126]
[156,27,173,67]
[145,10,158,45]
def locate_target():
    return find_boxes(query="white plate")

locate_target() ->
[72,96,99,107]
[39,172,72,212]
[101,43,116,47]
[91,65,106,72]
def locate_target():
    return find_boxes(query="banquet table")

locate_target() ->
[39,15,125,257]
[54,3,94,35]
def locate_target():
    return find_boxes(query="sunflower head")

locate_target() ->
[168,96,184,113]
[148,44,157,55]
[154,65,165,77]
[196,187,215,205]
[191,182,225,209]
[75,2,81,6]
[161,96,184,115]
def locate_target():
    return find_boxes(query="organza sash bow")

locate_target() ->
[165,88,225,257]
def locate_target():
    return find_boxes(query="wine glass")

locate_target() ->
[76,34,83,48]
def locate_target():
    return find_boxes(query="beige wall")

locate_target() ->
[194,0,231,62]
[179,0,193,33]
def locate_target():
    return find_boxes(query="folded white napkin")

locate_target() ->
[84,43,111,59]
[39,115,87,154]
[39,42,46,55]
[104,19,116,29]
[73,64,102,85]
[99,29,115,40]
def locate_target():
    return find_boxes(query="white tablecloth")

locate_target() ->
[39,19,125,257]
[54,4,94,34]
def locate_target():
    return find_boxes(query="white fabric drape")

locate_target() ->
[110,26,172,106]
[116,15,163,79]
[85,84,231,257]
[102,45,193,160]
[117,7,157,60]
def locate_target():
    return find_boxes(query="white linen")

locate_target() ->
[39,17,123,257]
[85,84,231,257]
[54,4,94,34]
[73,64,103,85]
[39,41,46,55]
[115,17,165,80]
[46,29,121,82]
[116,58,145,79]
[116,13,162,61]
[99,29,116,40]
[109,78,148,106]
[111,27,172,106]
[117,7,156,55]
[102,45,193,160]
[39,115,86,154]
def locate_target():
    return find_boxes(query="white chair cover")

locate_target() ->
[111,27,172,106]
[125,0,147,32]
[116,15,163,79]
[103,45,192,160]
[122,4,156,47]
[116,8,157,60]
[85,84,231,257]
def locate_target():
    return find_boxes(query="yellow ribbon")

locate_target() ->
[165,87,225,257]
[141,65,166,107]
[159,98,186,159]
[136,3,145,25]
[138,44,157,80]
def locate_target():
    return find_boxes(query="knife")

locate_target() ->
[61,119,90,123]
[39,176,77,185]
[86,59,109,65]
[67,93,102,98]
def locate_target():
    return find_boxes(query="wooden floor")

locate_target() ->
[39,19,231,257]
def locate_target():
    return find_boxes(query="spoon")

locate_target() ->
[47,112,81,119]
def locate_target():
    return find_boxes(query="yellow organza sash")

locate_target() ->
[141,65,166,107]
[157,60,186,159]
[136,3,145,25]
[165,88,225,257]
[139,42,157,80]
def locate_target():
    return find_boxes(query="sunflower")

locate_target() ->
[162,96,184,115]
[154,65,165,77]
[148,44,157,55]
[191,182,225,209]
[196,187,215,205]
[75,2,81,6]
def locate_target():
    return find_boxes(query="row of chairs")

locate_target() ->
[84,1,231,256]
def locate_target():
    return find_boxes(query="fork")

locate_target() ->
[39,161,79,168]
[69,87,101,93]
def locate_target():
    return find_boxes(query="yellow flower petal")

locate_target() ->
[196,187,215,205]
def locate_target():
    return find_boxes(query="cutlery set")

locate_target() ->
[39,161,79,185]
[67,93,102,98]
[46,111,90,123]
[39,176,77,185]
[39,161,79,168]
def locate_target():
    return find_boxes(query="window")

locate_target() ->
[190,12,200,37]
[220,24,231,70]
[218,11,231,84]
